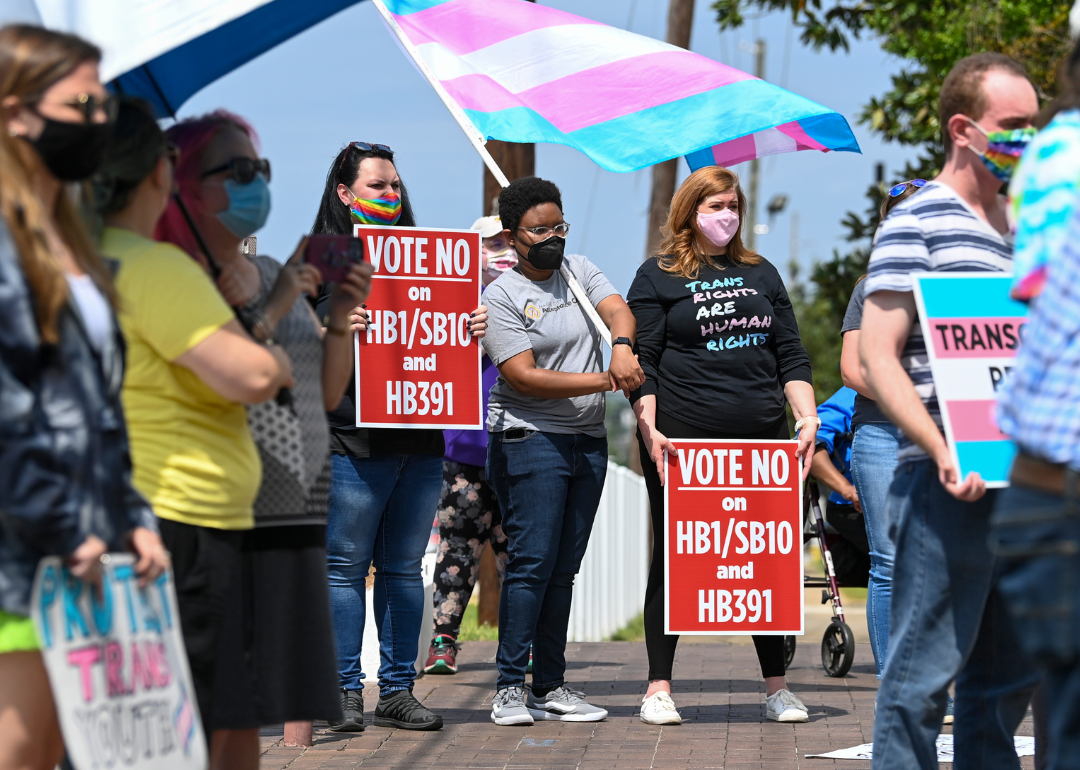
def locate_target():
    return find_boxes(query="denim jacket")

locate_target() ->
[0,218,156,616]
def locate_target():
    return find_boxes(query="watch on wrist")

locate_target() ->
[612,336,633,348]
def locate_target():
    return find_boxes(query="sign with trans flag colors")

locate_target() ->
[664,440,803,635]
[376,0,860,173]
[912,273,1029,487]
[30,555,206,770]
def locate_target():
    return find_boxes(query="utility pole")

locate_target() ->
[745,39,765,251]
[644,0,695,258]
[790,210,799,267]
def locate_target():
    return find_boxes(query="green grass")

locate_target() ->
[458,603,499,642]
[609,613,645,641]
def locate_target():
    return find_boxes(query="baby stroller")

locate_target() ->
[782,477,870,678]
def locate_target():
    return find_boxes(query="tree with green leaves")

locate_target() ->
[714,0,1071,401]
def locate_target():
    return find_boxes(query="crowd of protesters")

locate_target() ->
[4,18,1080,770]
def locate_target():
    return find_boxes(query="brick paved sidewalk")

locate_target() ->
[259,639,1035,769]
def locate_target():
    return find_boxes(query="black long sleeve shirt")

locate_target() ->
[627,255,813,433]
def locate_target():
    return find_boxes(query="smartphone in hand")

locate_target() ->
[304,235,363,284]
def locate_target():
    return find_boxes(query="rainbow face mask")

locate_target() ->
[350,191,402,225]
[965,118,1036,184]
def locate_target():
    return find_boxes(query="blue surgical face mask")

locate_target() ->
[216,175,271,238]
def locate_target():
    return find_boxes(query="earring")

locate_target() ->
[7,127,17,137]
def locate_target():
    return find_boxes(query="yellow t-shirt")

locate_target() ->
[102,227,259,530]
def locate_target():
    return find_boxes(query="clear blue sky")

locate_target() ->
[178,0,917,293]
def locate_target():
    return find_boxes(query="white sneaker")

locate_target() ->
[766,689,809,722]
[491,686,534,726]
[640,692,682,725]
[526,685,608,722]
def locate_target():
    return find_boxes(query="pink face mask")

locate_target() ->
[697,209,740,250]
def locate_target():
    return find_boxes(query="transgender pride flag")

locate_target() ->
[377,0,860,173]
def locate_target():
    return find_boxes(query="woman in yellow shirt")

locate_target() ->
[97,102,293,770]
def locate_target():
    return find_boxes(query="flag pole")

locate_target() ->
[372,0,612,347]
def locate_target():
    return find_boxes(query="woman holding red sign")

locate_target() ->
[311,142,487,732]
[628,166,818,726]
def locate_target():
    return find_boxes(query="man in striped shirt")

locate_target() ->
[860,53,1041,770]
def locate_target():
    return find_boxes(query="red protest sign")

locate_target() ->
[353,225,482,429]
[664,439,803,635]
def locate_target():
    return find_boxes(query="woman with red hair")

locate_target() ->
[629,166,817,726]
[156,108,371,755]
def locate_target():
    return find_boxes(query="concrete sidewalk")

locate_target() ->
[259,639,1036,769]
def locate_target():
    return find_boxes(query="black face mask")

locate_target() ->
[518,235,565,271]
[27,115,113,182]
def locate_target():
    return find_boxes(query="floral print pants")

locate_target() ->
[432,461,508,638]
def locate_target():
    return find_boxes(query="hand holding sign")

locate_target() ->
[128,527,170,588]
[67,535,108,586]
[467,305,487,339]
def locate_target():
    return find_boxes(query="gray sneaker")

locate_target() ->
[526,685,608,722]
[491,686,534,726]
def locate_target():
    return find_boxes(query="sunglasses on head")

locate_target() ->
[888,179,927,198]
[201,157,271,184]
[337,141,394,175]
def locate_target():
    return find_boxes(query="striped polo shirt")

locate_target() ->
[865,181,1013,462]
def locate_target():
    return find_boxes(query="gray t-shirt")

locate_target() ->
[841,280,890,427]
[482,254,618,436]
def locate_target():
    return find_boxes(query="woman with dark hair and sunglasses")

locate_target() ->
[839,178,933,693]
[310,141,487,732]
[0,26,168,770]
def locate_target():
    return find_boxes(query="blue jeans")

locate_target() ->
[872,460,1038,770]
[991,481,1080,770]
[850,421,901,678]
[487,430,607,692]
[326,453,442,693]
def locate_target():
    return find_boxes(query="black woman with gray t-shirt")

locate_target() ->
[482,177,644,726]
[628,166,818,726]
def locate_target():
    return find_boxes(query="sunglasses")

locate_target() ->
[201,157,271,184]
[888,179,927,198]
[33,92,118,124]
[337,141,394,175]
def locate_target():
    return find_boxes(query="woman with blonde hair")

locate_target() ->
[0,25,168,770]
[628,165,818,725]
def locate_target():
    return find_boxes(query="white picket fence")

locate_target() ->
[566,462,651,642]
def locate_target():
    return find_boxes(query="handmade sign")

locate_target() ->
[353,225,483,429]
[30,555,206,770]
[664,440,803,635]
[912,274,1029,487]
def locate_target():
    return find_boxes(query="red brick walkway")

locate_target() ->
[259,639,1035,769]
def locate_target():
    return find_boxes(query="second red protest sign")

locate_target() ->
[353,225,483,429]
[665,439,803,635]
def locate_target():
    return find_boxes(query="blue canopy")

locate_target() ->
[111,0,365,117]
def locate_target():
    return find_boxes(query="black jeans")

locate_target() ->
[641,410,789,682]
